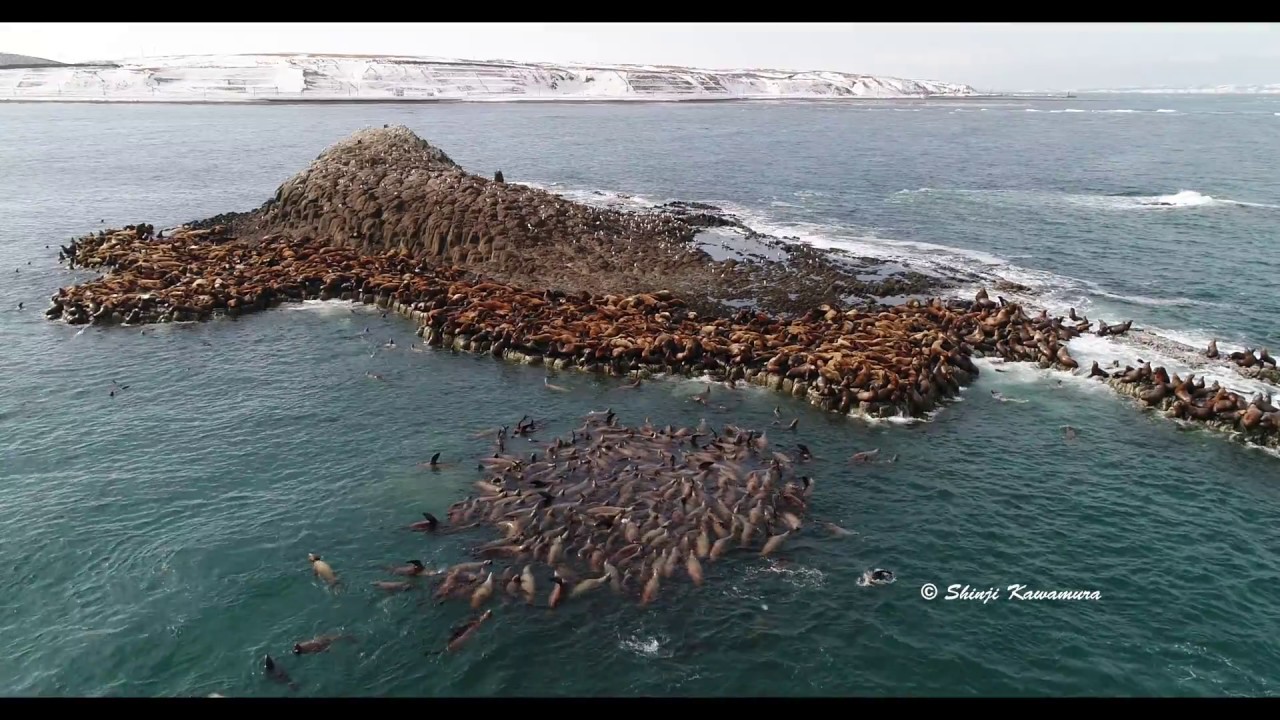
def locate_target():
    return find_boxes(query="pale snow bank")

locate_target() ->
[0,53,977,103]
[1082,84,1280,95]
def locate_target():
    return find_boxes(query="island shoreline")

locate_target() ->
[44,127,1280,450]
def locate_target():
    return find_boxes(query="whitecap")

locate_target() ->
[618,633,673,659]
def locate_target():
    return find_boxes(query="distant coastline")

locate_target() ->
[0,53,981,104]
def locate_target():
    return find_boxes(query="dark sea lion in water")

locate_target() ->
[292,633,353,655]
[796,443,813,461]
[390,559,429,576]
[263,655,298,690]
[824,522,855,537]
[444,609,493,653]
[1063,426,1078,441]
[418,452,451,470]
[855,568,895,586]
[849,448,879,463]
[1089,361,1109,379]
[408,513,440,532]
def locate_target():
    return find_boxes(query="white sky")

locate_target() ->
[2,22,1278,91]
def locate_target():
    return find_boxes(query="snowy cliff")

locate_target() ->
[0,53,977,103]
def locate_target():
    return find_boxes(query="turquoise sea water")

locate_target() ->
[1,95,1279,697]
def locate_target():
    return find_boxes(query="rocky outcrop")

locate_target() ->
[244,125,696,269]
[220,126,943,316]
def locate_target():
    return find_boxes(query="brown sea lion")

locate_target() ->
[470,571,495,609]
[760,530,790,558]
[292,633,353,655]
[548,576,567,608]
[308,554,338,585]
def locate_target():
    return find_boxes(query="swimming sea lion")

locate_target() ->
[685,552,704,586]
[849,448,879,463]
[869,569,895,585]
[823,522,855,537]
[470,571,495,609]
[780,511,803,531]
[760,529,790,558]
[308,554,338,585]
[709,533,733,561]
[263,655,298,690]
[445,609,493,653]
[372,580,412,592]
[389,560,429,576]
[569,573,608,598]
[548,575,566,608]
[292,633,352,655]
[520,565,536,605]
[641,567,660,606]
[408,513,440,532]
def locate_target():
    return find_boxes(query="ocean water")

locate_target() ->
[1,94,1279,697]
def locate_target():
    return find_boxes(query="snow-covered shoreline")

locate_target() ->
[1081,84,1280,95]
[0,53,978,103]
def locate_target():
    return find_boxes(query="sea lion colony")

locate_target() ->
[1095,359,1280,446]
[47,222,1280,446]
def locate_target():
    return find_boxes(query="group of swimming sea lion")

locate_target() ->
[429,410,819,612]
[255,410,835,692]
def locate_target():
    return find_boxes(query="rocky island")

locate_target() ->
[47,126,1280,448]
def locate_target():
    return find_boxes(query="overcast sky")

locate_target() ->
[2,23,1277,91]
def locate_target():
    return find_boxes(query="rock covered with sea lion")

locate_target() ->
[225,125,936,315]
